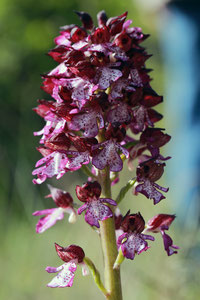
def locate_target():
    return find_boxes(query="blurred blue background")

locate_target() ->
[0,0,200,299]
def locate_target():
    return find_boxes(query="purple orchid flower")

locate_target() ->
[33,185,76,233]
[135,158,169,204]
[117,211,154,260]
[146,214,179,256]
[46,243,87,288]
[118,232,154,260]
[50,77,98,108]
[32,151,69,184]
[34,113,66,144]
[76,181,117,228]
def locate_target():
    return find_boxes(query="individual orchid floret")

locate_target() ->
[34,113,66,144]
[114,30,132,52]
[76,181,117,228]
[135,158,169,204]
[69,106,104,138]
[92,140,129,172]
[146,214,179,256]
[117,211,154,260]
[32,185,76,233]
[32,151,69,184]
[51,77,98,108]
[46,243,85,288]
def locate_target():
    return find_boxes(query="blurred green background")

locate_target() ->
[0,0,200,299]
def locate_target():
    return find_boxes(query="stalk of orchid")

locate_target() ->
[32,11,179,300]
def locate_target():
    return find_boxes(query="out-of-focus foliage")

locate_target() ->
[0,0,199,300]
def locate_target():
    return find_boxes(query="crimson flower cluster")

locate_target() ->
[33,11,179,290]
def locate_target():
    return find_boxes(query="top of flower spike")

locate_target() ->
[74,11,94,30]
[33,9,170,204]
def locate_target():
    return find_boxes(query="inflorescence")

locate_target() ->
[32,11,179,290]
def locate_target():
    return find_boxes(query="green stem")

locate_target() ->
[81,165,97,179]
[83,257,109,298]
[99,167,123,300]
[116,178,136,204]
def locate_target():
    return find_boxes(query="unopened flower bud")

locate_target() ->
[97,10,108,27]
[75,11,93,30]
[107,12,128,35]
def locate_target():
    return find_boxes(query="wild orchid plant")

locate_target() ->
[32,11,179,300]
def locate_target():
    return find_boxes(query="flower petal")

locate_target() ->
[119,233,150,260]
[146,214,176,232]
[77,203,88,215]
[35,208,64,233]
[69,109,104,138]
[32,208,56,216]
[96,67,122,90]
[92,140,124,172]
[135,180,166,205]
[84,201,113,227]
[107,103,131,124]
[101,198,117,206]
[33,152,69,184]
[109,78,135,100]
[66,151,90,170]
[46,263,77,288]
[85,209,100,228]
[161,230,179,256]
